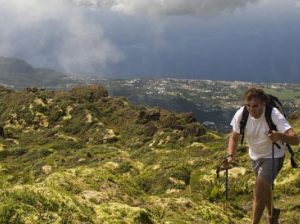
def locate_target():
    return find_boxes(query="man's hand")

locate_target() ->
[216,155,234,177]
[266,131,281,142]
[266,128,299,145]
[220,155,234,170]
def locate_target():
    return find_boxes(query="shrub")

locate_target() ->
[169,167,191,185]
[49,140,84,150]
[11,147,28,156]
[69,84,108,102]
[183,123,206,137]
[0,187,95,223]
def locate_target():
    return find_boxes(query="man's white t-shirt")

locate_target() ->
[230,106,291,160]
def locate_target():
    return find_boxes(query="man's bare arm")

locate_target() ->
[268,128,299,145]
[226,131,240,162]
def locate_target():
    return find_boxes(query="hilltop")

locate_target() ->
[0,57,73,89]
[0,85,299,223]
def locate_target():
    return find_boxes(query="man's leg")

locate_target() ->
[251,157,284,224]
[252,176,272,224]
[265,183,273,216]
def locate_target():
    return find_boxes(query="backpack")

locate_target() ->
[239,94,298,168]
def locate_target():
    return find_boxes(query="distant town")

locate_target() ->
[2,67,299,132]
[81,78,300,132]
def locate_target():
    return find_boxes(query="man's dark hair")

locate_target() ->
[243,87,268,103]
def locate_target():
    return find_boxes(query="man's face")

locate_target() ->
[245,98,265,119]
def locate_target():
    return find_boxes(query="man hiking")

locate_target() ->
[224,87,299,224]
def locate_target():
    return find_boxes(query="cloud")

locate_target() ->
[70,0,259,16]
[0,0,123,75]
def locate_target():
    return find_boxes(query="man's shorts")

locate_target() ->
[252,157,284,184]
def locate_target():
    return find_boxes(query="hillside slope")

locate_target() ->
[0,85,299,223]
[0,57,72,89]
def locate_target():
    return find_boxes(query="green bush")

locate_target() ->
[2,147,28,158]
[39,148,54,157]
[169,167,191,185]
[69,84,108,102]
[0,187,95,223]
[48,109,65,123]
[49,140,84,150]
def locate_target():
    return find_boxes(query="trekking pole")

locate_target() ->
[216,155,230,213]
[225,167,229,213]
[271,143,275,219]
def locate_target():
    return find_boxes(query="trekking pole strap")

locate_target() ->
[240,133,245,145]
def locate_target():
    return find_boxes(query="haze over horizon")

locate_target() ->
[1,0,300,83]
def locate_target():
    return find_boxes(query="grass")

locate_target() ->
[0,85,299,223]
[263,88,300,100]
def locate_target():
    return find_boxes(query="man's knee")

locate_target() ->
[254,177,271,197]
[256,176,271,187]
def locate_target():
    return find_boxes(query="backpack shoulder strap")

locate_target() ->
[240,106,249,144]
[265,105,298,168]
[287,144,298,168]
[264,105,277,131]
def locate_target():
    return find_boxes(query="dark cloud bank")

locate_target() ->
[1,0,300,82]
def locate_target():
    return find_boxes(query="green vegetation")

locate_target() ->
[0,56,73,89]
[263,87,300,100]
[0,85,299,223]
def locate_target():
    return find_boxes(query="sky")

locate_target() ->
[1,0,300,82]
